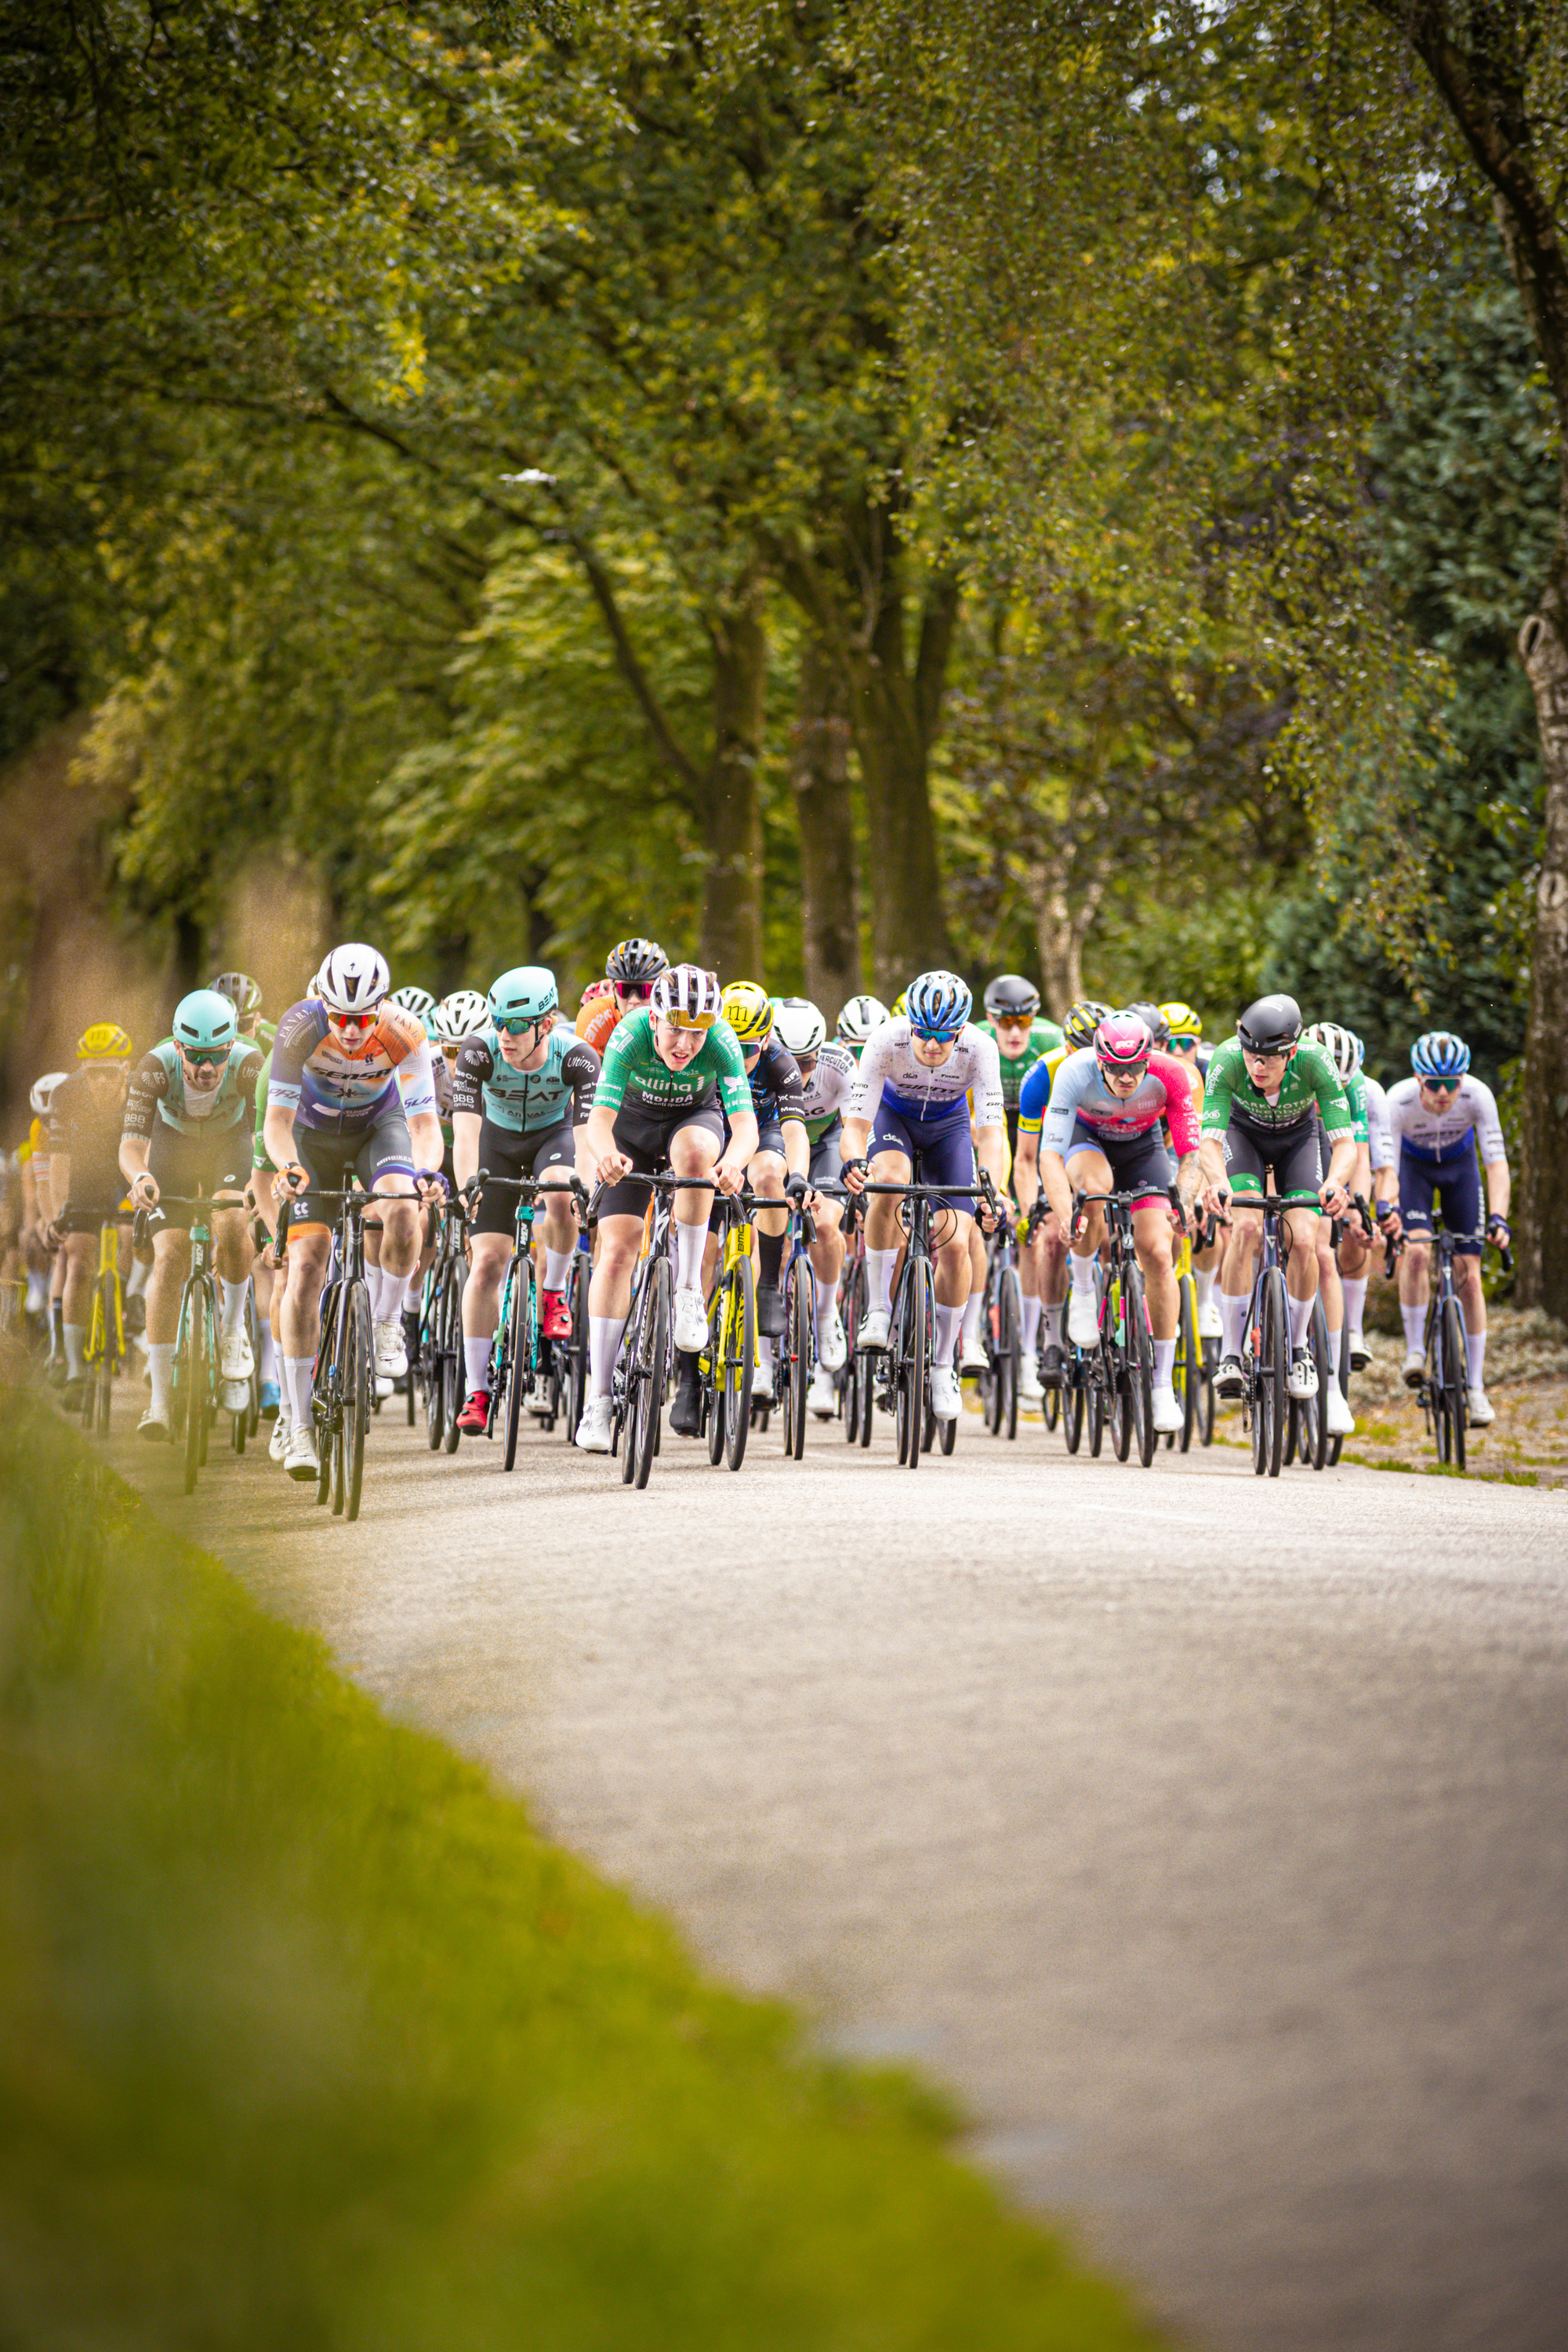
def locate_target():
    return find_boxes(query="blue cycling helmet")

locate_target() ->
[1411,1029,1470,1079]
[488,964,559,1025]
[172,988,239,1054]
[906,970,973,1040]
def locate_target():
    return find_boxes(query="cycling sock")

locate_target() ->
[1340,1274,1368,1338]
[933,1301,961,1367]
[375,1267,412,1323]
[1069,1250,1097,1295]
[1194,1265,1217,1313]
[588,1315,626,1396]
[866,1247,896,1312]
[1400,1303,1426,1355]
[62,1323,85,1377]
[757,1334,774,1374]
[673,1218,706,1294]
[464,1336,492,1394]
[1152,1336,1176,1385]
[125,1258,150,1299]
[1465,1327,1486,1386]
[1042,1301,1062,1347]
[219,1277,248,1335]
[147,1341,175,1418]
[26,1269,46,1314]
[815,1272,838,1323]
[757,1227,784,1288]
[543,1247,572,1291]
[256,1325,277,1384]
[1287,1291,1313,1350]
[960,1291,984,1351]
[1020,1295,1042,1352]
[283,1356,314,1428]
[1220,1291,1248,1359]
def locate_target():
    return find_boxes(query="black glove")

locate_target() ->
[784,1173,808,1203]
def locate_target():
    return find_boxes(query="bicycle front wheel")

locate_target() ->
[1123,1263,1155,1468]
[721,1253,755,1472]
[564,1250,590,1439]
[342,1279,371,1520]
[1174,1276,1197,1454]
[895,1259,930,1469]
[441,1258,466,1454]
[1062,1367,1084,1453]
[783,1257,810,1459]
[999,1268,1022,1441]
[500,1265,527,1472]
[1303,1296,1332,1471]
[1441,1294,1467,1471]
[1260,1267,1287,1478]
[633,1257,671,1488]
[180,1281,210,1494]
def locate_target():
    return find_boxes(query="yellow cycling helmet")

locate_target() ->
[890,988,909,1018]
[720,979,774,1045]
[1159,1000,1203,1039]
[77,1022,132,1061]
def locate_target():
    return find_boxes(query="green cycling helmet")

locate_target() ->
[172,989,239,1054]
[488,964,559,1026]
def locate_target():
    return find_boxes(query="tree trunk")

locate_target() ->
[1027,862,1102,1019]
[699,580,767,979]
[1515,607,1568,1312]
[789,634,861,1012]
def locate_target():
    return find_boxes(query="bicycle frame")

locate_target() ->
[1070,1189,1156,1468]
[857,1178,982,1468]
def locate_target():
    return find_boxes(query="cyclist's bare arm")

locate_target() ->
[1013,1129,1041,1213]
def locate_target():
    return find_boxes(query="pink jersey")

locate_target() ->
[1036,1047,1200,1156]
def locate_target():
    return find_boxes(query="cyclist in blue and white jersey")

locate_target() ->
[773,996,858,1414]
[839,972,1007,1424]
[1383,1030,1511,1425]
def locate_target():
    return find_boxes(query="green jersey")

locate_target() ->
[1200,1036,1353,1138]
[593,1007,752,1121]
[977,1016,1065,1115]
[1342,1067,1369,1146]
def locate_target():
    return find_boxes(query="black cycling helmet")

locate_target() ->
[1062,996,1113,1051]
[210,969,263,1022]
[606,936,669,986]
[1123,999,1171,1051]
[1237,993,1303,1054]
[982,973,1041,1022]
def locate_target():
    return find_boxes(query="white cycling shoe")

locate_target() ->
[1066,1290,1100,1349]
[575,1394,614,1452]
[1150,1382,1183,1434]
[929,1364,961,1420]
[1467,1385,1495,1427]
[1198,1298,1223,1341]
[673,1286,707,1353]
[1402,1348,1425,1388]
[1324,1384,1356,1436]
[817,1305,846,1371]
[373,1319,408,1379]
[268,1411,291,1462]
[1017,1357,1044,1403]
[219,1325,254,1383]
[808,1365,838,1418]
[285,1425,320,1482]
[1287,1348,1318,1399]
[857,1306,891,1352]
[960,1338,989,1374]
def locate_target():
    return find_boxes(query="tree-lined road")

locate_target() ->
[122,1410,1567,2352]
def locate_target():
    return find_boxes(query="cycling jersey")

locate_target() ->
[123,1037,263,1138]
[593,1008,751,1121]
[1362,1073,1394,1171]
[576,999,622,1058]
[1024,1047,1200,1157]
[975,1016,1065,1114]
[848,1018,1006,1129]
[267,1000,432,1131]
[450,1025,598,1135]
[798,1039,857,1143]
[1200,1037,1352,1141]
[744,1035,807,1127]
[48,1069,129,1164]
[1385,1074,1505,1167]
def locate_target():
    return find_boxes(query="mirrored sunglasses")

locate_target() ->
[180,1044,230,1067]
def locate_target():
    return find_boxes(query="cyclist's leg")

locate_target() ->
[861,1104,915,1344]
[1062,1135,1112,1346]
[960,1218,988,1368]
[533,1123,583,1334]
[1441,1155,1489,1398]
[276,1128,344,1438]
[1396,1152,1436,1374]
[1216,1123,1268,1381]
[669,1107,724,1300]
[748,1129,788,1341]
[806,1127,845,1379]
[357,1111,420,1380]
[463,1120,528,1410]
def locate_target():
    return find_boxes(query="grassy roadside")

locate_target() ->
[0,1391,1156,2350]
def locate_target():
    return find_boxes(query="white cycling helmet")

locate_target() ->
[388,984,435,1022]
[430,988,488,1043]
[836,992,889,1046]
[317,942,390,1016]
[1301,1020,1363,1081]
[651,964,723,1029]
[773,996,826,1057]
[30,1070,68,1119]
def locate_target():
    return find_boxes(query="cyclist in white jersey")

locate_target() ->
[773,998,857,1414]
[840,973,1007,1424]
[1381,1030,1510,1425]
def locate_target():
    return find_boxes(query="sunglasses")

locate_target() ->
[327,1009,376,1031]
[180,1045,230,1068]
[1423,1076,1462,1093]
[496,1014,550,1036]
[615,982,655,1003]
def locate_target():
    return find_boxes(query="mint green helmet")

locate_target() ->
[172,989,239,1054]
[488,965,558,1026]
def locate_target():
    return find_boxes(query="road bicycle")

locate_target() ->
[1225,1195,1298,1479]
[283,1187,376,1520]
[757,1186,818,1457]
[414,1183,474,1453]
[58,1207,136,1438]
[838,1195,876,1447]
[702,1181,758,1472]
[858,1177,992,1468]
[1167,1203,1216,1453]
[482,1172,589,1468]
[138,1192,249,1492]
[589,1171,720,1490]
[1067,1190,1160,1468]
[978,1208,1025,1441]
[1392,1218,1512,1472]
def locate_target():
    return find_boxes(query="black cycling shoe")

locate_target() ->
[670,1352,703,1437]
[1042,1342,1063,1386]
[755,1283,785,1339]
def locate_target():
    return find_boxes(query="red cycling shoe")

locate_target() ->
[540,1289,572,1341]
[456,1390,490,1433]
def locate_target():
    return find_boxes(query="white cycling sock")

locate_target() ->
[1220,1292,1248,1359]
[933,1301,961,1367]
[374,1266,411,1323]
[257,1324,277,1383]
[147,1342,175,1418]
[283,1356,314,1428]
[1069,1250,1097,1294]
[673,1218,706,1294]
[960,1291,984,1350]
[815,1272,838,1323]
[1400,1303,1426,1355]
[463,1335,491,1392]
[219,1277,249,1335]
[63,1323,85,1377]
[543,1247,573,1291]
[1194,1265,1216,1312]
[589,1315,626,1397]
[866,1247,897,1312]
[1288,1291,1313,1350]
[125,1258,150,1299]
[1042,1301,1062,1347]
[1152,1336,1176,1385]
[1465,1327,1486,1386]
[26,1269,46,1313]
[757,1334,774,1374]
[1020,1294,1042,1351]
[1340,1274,1368,1339]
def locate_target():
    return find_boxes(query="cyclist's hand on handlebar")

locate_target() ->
[280,1161,309,1197]
[415,1167,448,1202]
[713,1155,746,1199]
[784,1172,808,1205]
[1486,1212,1512,1250]
[595,1145,632,1185]
[130,1171,159,1207]
[840,1154,867,1195]
[1319,1177,1350,1218]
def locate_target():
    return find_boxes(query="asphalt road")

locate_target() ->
[118,1393,1568,2352]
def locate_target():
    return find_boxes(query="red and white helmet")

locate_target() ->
[651,964,723,1029]
[1094,1011,1152,1072]
[317,942,390,1017]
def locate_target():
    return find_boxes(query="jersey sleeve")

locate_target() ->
[1150,1051,1200,1153]
[968,1031,1007,1129]
[710,1024,754,1122]
[121,1051,169,1142]
[1344,1070,1370,1148]
[1039,1052,1091,1157]
[1471,1079,1506,1162]
[1198,1040,1237,1135]
[397,1040,438,1120]
[561,1039,601,1120]
[846,1023,895,1123]
[449,1039,493,1120]
[1309,1049,1354,1138]
[592,1017,637,1113]
[1364,1079,1395,1171]
[761,1039,806,1123]
[1016,1058,1052,1135]
[267,1001,324,1112]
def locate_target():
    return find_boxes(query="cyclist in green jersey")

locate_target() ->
[1199,994,1354,1403]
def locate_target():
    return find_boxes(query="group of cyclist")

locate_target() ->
[4,927,1513,1475]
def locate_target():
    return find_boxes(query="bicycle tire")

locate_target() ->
[896,1258,930,1470]
[1087,1367,1105,1456]
[331,1301,347,1515]
[1123,1262,1155,1468]
[1442,1294,1467,1471]
[314,1288,337,1508]
[721,1253,755,1472]
[500,1265,525,1472]
[422,1269,445,1450]
[1044,1355,1061,1430]
[564,1250,590,1439]
[1000,1268,1022,1441]
[633,1256,670,1487]
[1175,1276,1197,1454]
[343,1279,371,1520]
[1109,1314,1132,1461]
[1304,1296,1331,1472]
[181,1280,209,1496]
[441,1260,464,1454]
[99,1266,118,1436]
[1198,1334,1216,1446]
[784,1258,810,1459]
[1261,1266,1287,1477]
[1062,1370,1083,1453]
